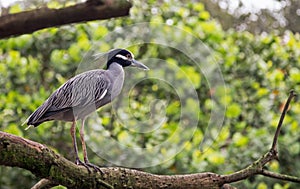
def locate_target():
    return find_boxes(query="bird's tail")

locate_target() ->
[22,99,51,130]
[21,117,33,130]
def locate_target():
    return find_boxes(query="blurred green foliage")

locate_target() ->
[1,0,300,188]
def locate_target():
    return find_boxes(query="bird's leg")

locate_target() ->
[79,118,89,163]
[79,118,103,173]
[70,120,80,163]
[70,120,91,173]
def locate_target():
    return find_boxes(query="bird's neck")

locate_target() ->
[107,62,125,100]
[107,62,124,77]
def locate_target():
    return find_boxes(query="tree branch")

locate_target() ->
[0,91,299,188]
[220,90,298,185]
[261,170,300,183]
[0,0,132,39]
[0,131,227,189]
[271,89,296,151]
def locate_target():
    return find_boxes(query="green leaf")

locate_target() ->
[226,103,241,118]
[257,182,267,189]
[198,11,210,20]
[232,133,249,147]
[9,4,22,14]
[207,151,225,165]
[290,67,300,83]
[4,123,23,137]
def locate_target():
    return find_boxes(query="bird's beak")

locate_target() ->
[131,59,149,70]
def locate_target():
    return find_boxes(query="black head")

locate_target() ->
[106,49,149,70]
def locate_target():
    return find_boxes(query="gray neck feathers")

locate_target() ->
[107,63,125,100]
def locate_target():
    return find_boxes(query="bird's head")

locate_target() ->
[107,49,149,70]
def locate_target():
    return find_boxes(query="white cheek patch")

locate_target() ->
[116,54,128,60]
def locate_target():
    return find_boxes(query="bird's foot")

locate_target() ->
[75,158,103,174]
[85,161,103,174]
[75,158,92,173]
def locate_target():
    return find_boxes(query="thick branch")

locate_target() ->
[0,0,132,39]
[0,131,226,189]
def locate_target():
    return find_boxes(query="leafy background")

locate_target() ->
[1,0,300,188]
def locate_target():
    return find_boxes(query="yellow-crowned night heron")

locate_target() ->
[24,49,149,172]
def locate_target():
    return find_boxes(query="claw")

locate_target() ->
[75,158,92,173]
[85,162,103,174]
[75,158,103,174]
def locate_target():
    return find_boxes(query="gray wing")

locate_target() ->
[27,70,110,126]
[50,70,110,110]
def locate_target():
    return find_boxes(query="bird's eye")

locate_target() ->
[126,54,132,59]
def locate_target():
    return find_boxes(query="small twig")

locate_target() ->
[261,170,300,183]
[98,179,114,189]
[221,184,237,189]
[271,90,296,151]
[32,177,113,189]
[31,178,58,189]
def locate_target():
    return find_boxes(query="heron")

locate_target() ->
[24,48,149,172]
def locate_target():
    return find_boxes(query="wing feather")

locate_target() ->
[27,70,110,125]
[52,70,110,109]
